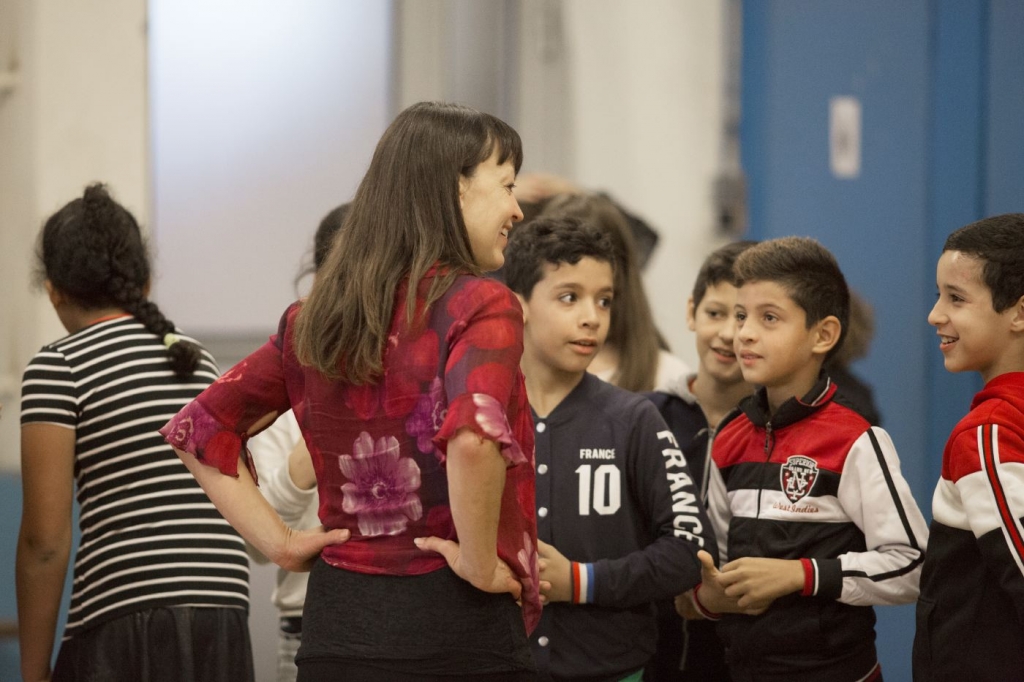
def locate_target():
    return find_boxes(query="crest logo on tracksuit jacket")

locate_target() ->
[780,455,818,503]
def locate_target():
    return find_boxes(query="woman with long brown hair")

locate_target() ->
[161,102,541,681]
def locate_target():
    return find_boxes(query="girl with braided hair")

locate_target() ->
[17,184,253,682]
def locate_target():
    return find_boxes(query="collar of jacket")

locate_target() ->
[738,372,837,429]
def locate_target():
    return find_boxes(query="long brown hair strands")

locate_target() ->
[293,102,523,383]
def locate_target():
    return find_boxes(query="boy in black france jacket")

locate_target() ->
[504,216,712,681]
[644,240,758,681]
[694,237,928,682]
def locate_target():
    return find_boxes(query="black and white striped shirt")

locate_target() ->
[21,316,249,640]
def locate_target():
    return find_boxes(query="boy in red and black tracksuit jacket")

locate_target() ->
[913,214,1024,681]
[692,238,929,682]
[707,378,927,680]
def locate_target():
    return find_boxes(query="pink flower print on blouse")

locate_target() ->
[217,362,246,384]
[473,393,509,438]
[165,415,194,449]
[339,432,423,537]
[472,393,526,466]
[517,531,539,595]
[406,378,446,454]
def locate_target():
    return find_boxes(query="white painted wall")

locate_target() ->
[149,0,393,337]
[397,0,729,369]
[557,0,729,369]
[0,0,149,470]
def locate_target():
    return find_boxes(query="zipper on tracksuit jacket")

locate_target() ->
[756,422,775,519]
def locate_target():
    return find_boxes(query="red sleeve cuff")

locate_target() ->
[160,401,257,482]
[433,393,526,468]
[800,558,816,596]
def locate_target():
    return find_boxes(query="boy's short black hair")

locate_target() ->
[944,213,1024,312]
[504,215,616,299]
[734,236,850,360]
[691,240,759,309]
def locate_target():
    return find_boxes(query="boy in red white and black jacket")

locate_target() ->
[693,238,929,682]
[914,215,1024,682]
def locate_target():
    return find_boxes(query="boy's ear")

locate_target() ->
[514,292,529,324]
[811,315,842,356]
[1008,294,1024,333]
[686,296,697,331]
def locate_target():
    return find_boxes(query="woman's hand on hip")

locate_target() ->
[415,536,522,600]
[277,526,350,572]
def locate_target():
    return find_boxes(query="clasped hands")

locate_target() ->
[675,550,805,619]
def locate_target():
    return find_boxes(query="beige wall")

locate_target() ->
[398,0,730,369]
[0,0,149,470]
[561,0,730,367]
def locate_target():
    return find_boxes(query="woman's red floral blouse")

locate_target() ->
[160,272,540,632]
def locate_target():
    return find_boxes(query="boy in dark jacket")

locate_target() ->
[504,216,713,682]
[914,214,1024,681]
[644,240,757,682]
[694,237,928,681]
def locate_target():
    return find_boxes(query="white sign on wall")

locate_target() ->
[829,95,862,179]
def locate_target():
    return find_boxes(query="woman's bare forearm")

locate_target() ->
[175,447,348,571]
[445,429,507,584]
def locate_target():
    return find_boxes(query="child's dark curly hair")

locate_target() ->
[504,215,616,300]
[35,183,201,377]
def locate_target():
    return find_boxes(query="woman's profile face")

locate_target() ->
[459,151,524,272]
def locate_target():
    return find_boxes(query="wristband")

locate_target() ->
[800,558,816,596]
[691,582,722,621]
[570,562,594,604]
[568,560,575,602]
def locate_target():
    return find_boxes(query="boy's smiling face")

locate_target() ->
[519,257,614,377]
[689,281,744,387]
[735,280,839,412]
[928,250,1021,382]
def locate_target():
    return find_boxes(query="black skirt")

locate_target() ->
[297,558,535,678]
[52,606,253,682]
